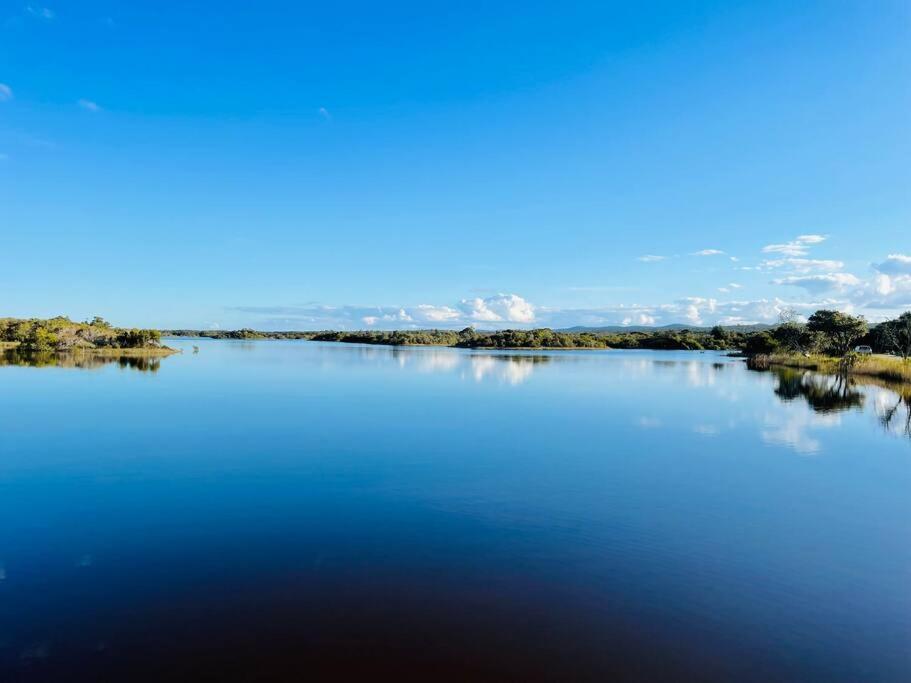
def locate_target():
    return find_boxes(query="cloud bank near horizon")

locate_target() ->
[227,242,911,330]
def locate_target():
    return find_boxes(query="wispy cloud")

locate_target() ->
[692,249,725,256]
[0,83,12,102]
[637,254,666,263]
[26,4,55,20]
[773,272,861,293]
[760,258,844,272]
[762,234,827,257]
[318,107,332,121]
[78,99,101,112]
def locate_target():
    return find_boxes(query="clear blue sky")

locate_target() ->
[2,1,909,329]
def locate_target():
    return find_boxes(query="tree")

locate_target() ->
[744,331,779,355]
[880,312,911,360]
[806,310,868,356]
[24,324,59,352]
[772,309,820,355]
[710,325,727,342]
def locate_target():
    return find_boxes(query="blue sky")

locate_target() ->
[1,1,909,330]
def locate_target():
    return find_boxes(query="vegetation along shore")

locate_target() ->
[164,308,911,383]
[1,317,175,355]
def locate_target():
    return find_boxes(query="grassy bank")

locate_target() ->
[751,353,911,383]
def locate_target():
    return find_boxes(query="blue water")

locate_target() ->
[1,340,909,681]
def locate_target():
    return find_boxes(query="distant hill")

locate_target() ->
[558,323,775,334]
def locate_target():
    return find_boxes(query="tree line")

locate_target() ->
[1,316,164,352]
[160,309,909,357]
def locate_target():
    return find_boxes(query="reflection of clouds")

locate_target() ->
[693,424,720,436]
[685,361,717,387]
[344,345,544,385]
[762,410,842,455]
[469,355,535,385]
[413,351,461,374]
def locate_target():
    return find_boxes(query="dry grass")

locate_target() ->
[754,353,911,383]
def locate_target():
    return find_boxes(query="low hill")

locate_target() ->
[559,323,774,334]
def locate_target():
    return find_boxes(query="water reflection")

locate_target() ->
[771,369,864,413]
[0,349,166,372]
[468,354,550,385]
[343,345,552,385]
[873,385,911,439]
[765,367,911,442]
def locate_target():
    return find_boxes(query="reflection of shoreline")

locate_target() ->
[1,349,167,372]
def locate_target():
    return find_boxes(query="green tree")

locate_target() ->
[880,312,911,360]
[710,325,727,342]
[24,324,59,351]
[744,331,779,355]
[806,310,868,356]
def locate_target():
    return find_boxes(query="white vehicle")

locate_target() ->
[854,345,873,355]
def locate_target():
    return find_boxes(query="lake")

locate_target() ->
[1,339,909,681]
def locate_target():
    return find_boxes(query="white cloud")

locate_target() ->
[760,258,845,272]
[762,234,828,257]
[78,99,101,112]
[859,273,911,310]
[621,313,656,326]
[773,272,861,293]
[874,254,911,275]
[318,107,331,121]
[0,83,12,101]
[795,234,827,244]
[729,283,742,289]
[363,308,416,326]
[412,305,457,323]
[460,294,535,324]
[637,254,666,263]
[692,249,725,256]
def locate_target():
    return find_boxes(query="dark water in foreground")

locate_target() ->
[1,340,909,682]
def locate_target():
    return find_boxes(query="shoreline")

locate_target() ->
[750,352,911,384]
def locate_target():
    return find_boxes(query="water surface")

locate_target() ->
[1,340,909,681]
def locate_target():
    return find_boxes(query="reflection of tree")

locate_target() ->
[771,368,864,413]
[1,350,162,372]
[876,392,911,439]
[770,367,911,441]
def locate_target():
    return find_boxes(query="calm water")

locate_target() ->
[1,340,909,682]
